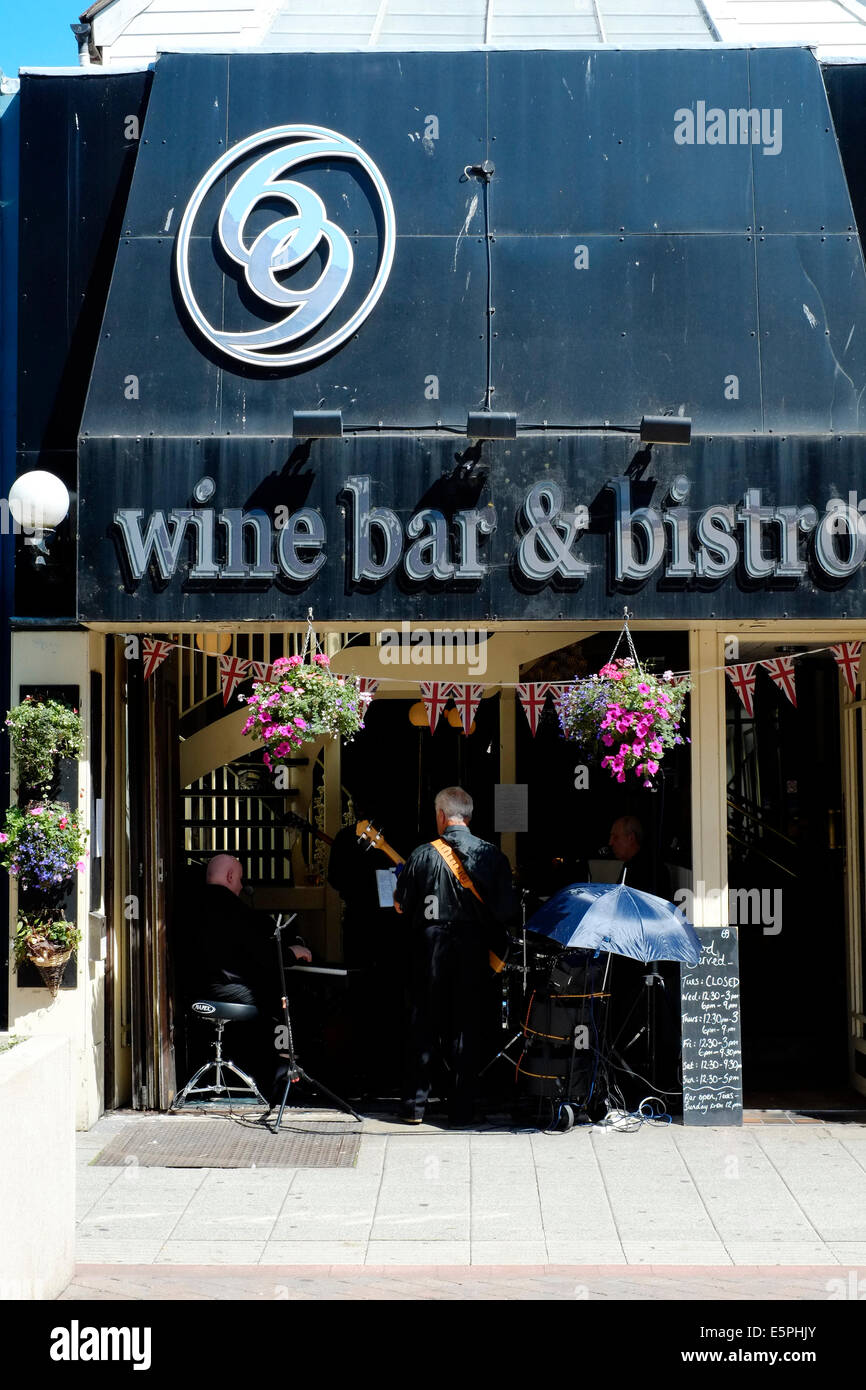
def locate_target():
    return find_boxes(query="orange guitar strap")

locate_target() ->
[430,839,507,973]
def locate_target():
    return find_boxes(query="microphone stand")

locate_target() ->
[270,913,361,1132]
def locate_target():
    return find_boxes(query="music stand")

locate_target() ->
[270,914,361,1132]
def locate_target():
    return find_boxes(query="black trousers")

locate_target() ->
[404,922,487,1122]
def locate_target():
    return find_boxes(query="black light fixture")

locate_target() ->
[292,410,343,439]
[466,411,518,440]
[639,415,692,446]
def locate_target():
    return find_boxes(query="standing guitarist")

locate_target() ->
[394,786,518,1127]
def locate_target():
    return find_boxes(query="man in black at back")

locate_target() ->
[609,815,670,899]
[607,817,680,1099]
[187,854,310,1102]
[394,787,518,1127]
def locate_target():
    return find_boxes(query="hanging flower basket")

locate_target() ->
[5,697,83,794]
[0,802,89,894]
[558,657,690,787]
[14,915,82,997]
[240,653,372,773]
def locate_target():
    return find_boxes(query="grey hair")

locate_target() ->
[618,816,644,846]
[435,786,473,822]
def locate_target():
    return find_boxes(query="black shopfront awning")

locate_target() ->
[17,47,866,623]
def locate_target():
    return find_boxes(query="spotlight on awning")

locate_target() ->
[466,412,518,440]
[639,415,692,446]
[292,410,343,439]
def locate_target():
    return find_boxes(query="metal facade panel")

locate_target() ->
[16,71,152,453]
[73,48,866,449]
[487,49,755,234]
[116,54,228,239]
[823,63,866,247]
[757,235,866,432]
[81,51,489,435]
[223,51,486,237]
[83,237,223,436]
[750,47,856,234]
[490,234,763,431]
[78,433,866,624]
[214,237,490,430]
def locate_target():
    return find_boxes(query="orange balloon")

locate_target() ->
[446,708,476,735]
[408,701,429,726]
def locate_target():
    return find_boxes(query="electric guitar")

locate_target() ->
[282,809,405,867]
[355,819,406,867]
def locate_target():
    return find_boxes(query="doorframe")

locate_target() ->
[840,683,866,1098]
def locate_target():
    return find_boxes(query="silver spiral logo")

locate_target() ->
[175,125,396,369]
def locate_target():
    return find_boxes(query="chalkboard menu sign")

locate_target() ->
[681,927,743,1126]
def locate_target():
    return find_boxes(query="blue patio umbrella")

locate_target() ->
[526,882,701,966]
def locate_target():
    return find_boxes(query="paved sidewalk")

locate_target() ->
[60,1264,854,1301]
[74,1111,866,1273]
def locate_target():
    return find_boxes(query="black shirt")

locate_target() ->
[185,884,281,1013]
[394,824,518,940]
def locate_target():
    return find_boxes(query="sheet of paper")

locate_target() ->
[376,868,397,908]
[494,783,528,833]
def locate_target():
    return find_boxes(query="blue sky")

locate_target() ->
[2,0,85,78]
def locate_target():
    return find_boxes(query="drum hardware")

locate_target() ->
[478,890,539,1077]
[514,949,615,1120]
[269,913,361,1131]
[609,961,682,1099]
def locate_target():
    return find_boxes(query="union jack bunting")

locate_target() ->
[516,684,549,736]
[667,674,690,687]
[249,661,274,683]
[219,654,251,706]
[540,682,569,706]
[449,684,484,734]
[141,638,175,681]
[760,656,797,708]
[725,662,758,717]
[358,677,379,698]
[419,681,450,730]
[830,642,862,696]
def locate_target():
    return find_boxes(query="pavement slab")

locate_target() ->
[60,1263,860,1301]
[70,1113,866,1276]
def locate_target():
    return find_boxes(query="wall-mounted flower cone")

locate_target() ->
[30,948,73,998]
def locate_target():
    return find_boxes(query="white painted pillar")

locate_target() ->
[688,628,728,925]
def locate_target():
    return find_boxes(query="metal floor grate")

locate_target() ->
[92,1118,361,1168]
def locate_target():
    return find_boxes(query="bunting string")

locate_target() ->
[136,634,865,713]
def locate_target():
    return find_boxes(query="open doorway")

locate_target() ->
[727,644,853,1109]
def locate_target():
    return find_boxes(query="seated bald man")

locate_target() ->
[185,855,310,1101]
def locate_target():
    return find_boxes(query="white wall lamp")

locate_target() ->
[8,471,71,567]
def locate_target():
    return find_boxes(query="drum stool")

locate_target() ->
[172,1000,269,1109]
